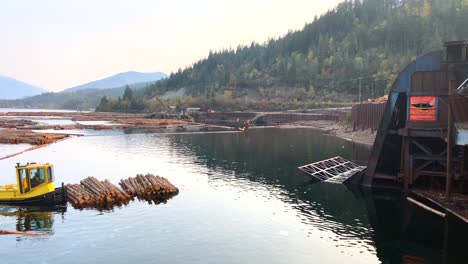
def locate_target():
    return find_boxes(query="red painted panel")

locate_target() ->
[409,96,437,121]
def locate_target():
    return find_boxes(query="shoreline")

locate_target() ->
[0,111,235,160]
[0,111,375,160]
[276,120,376,146]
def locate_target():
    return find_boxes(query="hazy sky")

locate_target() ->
[1,0,342,91]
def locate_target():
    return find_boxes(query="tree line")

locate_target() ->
[98,0,468,112]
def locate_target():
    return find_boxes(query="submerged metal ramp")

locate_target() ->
[298,156,366,183]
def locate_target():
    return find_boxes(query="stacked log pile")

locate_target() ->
[66,175,179,210]
[0,119,35,129]
[365,94,388,103]
[0,129,68,145]
[119,174,179,204]
[66,177,132,210]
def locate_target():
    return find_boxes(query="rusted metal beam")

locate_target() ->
[446,72,456,198]
[403,136,410,192]
[397,128,447,138]
[363,92,400,186]
[410,138,433,155]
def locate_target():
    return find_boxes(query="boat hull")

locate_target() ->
[0,186,67,207]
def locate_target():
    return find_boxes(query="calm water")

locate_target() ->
[0,128,466,264]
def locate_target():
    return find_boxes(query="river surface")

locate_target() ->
[0,128,466,264]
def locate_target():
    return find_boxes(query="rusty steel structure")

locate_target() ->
[352,102,386,132]
[359,41,468,197]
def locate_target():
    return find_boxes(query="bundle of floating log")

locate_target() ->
[66,174,179,210]
[119,174,179,204]
[66,177,132,210]
[0,129,68,145]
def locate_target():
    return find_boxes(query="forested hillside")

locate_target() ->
[121,0,467,112]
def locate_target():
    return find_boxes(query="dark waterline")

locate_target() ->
[0,128,466,264]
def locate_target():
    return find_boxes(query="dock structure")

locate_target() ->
[361,40,468,197]
[298,41,468,221]
[350,40,468,222]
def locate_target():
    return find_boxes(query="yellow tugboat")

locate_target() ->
[0,163,67,206]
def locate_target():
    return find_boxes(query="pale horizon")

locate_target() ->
[2,0,342,91]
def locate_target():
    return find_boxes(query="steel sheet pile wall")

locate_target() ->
[452,96,468,123]
[352,102,386,131]
[197,112,340,127]
[195,112,257,126]
[258,113,339,126]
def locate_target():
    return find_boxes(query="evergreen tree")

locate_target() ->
[96,0,468,112]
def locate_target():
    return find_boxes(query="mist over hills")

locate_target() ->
[0,71,167,110]
[64,71,167,92]
[0,75,48,100]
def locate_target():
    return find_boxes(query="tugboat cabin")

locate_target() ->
[0,163,66,206]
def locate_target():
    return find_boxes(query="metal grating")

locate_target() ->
[457,78,468,96]
[298,156,366,183]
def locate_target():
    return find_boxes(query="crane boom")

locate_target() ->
[155,96,171,112]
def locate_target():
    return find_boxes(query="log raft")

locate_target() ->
[66,176,132,210]
[119,174,179,204]
[66,175,178,210]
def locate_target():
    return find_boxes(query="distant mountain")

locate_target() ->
[0,75,47,100]
[0,81,154,110]
[65,71,167,92]
[0,87,126,110]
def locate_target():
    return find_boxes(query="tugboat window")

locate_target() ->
[30,168,46,189]
[38,168,46,184]
[48,167,53,181]
[19,169,29,193]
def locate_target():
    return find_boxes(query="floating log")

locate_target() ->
[66,176,132,210]
[0,230,42,236]
[66,175,178,210]
[407,197,446,218]
[0,129,68,145]
[119,174,179,204]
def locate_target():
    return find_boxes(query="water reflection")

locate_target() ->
[355,187,468,264]
[165,129,376,247]
[164,128,468,263]
[0,206,65,240]
[0,128,466,263]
